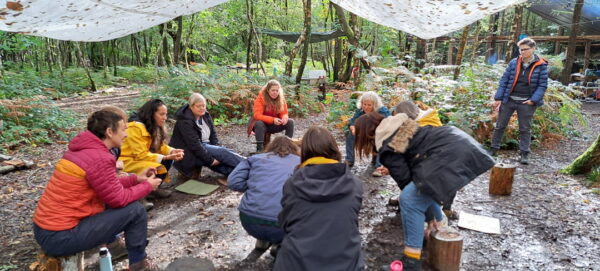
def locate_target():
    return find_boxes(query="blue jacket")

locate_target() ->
[494,55,548,106]
[348,106,390,128]
[228,152,300,221]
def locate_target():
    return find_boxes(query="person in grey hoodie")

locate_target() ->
[228,136,300,250]
[274,126,364,271]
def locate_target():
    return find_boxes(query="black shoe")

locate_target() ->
[140,198,154,211]
[256,142,264,152]
[401,255,422,271]
[488,148,498,156]
[148,188,172,199]
[519,152,529,165]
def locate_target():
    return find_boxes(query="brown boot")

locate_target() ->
[129,257,159,271]
[107,235,128,260]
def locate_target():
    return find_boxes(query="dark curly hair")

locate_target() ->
[137,99,167,152]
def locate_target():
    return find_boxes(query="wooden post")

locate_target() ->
[489,163,516,195]
[583,41,591,70]
[427,230,463,271]
[560,0,585,84]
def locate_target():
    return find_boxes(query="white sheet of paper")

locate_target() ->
[458,211,501,234]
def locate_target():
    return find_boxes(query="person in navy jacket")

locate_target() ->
[490,38,548,164]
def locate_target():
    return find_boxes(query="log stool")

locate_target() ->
[30,252,84,271]
[489,163,516,195]
[427,230,463,271]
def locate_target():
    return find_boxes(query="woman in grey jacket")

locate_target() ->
[228,136,300,250]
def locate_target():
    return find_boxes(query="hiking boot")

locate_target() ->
[140,198,154,211]
[148,188,172,199]
[345,160,354,168]
[519,152,529,165]
[488,148,498,156]
[443,209,459,220]
[255,239,271,250]
[256,142,264,152]
[400,255,422,271]
[107,235,128,260]
[388,196,400,206]
[216,178,228,186]
[269,244,280,257]
[129,257,159,271]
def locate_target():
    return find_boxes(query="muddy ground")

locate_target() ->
[1,88,599,271]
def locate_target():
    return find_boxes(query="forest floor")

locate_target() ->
[1,88,599,271]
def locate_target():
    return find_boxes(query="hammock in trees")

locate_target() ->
[257,29,345,43]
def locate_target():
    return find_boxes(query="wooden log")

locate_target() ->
[29,252,84,271]
[489,163,516,195]
[427,230,463,271]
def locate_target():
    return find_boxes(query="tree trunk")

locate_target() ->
[470,21,482,62]
[332,3,371,73]
[173,16,183,65]
[486,12,499,64]
[554,27,564,55]
[415,38,427,70]
[489,163,516,195]
[295,0,312,84]
[159,23,172,66]
[560,0,585,84]
[143,32,150,64]
[333,38,342,81]
[505,5,523,61]
[583,41,591,70]
[498,10,505,59]
[427,230,463,271]
[112,40,118,76]
[246,0,254,72]
[447,40,454,65]
[75,42,97,92]
[453,26,470,80]
[131,34,142,66]
[284,19,307,76]
[562,134,600,175]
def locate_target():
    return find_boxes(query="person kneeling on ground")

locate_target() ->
[355,110,494,271]
[345,91,390,177]
[170,93,244,180]
[33,110,162,271]
[249,80,294,152]
[274,126,364,271]
[228,136,300,255]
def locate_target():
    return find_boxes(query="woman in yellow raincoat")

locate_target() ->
[120,99,184,208]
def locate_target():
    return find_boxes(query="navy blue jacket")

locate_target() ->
[494,55,548,106]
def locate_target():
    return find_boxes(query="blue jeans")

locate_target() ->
[240,212,284,244]
[345,130,382,167]
[202,143,244,176]
[33,202,148,264]
[400,182,443,249]
[491,99,537,153]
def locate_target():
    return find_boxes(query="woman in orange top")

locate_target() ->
[251,80,294,152]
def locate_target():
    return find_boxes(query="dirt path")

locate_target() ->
[0,91,598,270]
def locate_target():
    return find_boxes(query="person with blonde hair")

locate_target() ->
[345,91,390,176]
[169,93,244,179]
[228,136,300,253]
[248,80,294,152]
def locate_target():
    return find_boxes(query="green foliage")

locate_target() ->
[0,264,17,271]
[0,97,81,151]
[586,166,600,186]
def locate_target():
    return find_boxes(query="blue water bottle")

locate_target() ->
[99,247,113,271]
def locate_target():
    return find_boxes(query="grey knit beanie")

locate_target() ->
[393,101,419,120]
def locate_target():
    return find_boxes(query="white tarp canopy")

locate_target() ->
[331,0,524,39]
[0,0,522,41]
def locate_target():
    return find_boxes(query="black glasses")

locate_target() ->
[519,47,532,52]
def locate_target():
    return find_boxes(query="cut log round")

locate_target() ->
[29,252,84,271]
[427,230,463,271]
[489,163,516,195]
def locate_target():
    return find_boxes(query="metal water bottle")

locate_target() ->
[99,247,113,271]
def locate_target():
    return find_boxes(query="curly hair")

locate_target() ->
[356,91,384,111]
[261,80,285,114]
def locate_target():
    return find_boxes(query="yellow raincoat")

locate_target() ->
[119,121,173,181]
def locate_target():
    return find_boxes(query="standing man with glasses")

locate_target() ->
[489,38,548,164]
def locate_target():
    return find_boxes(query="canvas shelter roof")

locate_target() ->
[0,0,521,41]
[527,0,600,36]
